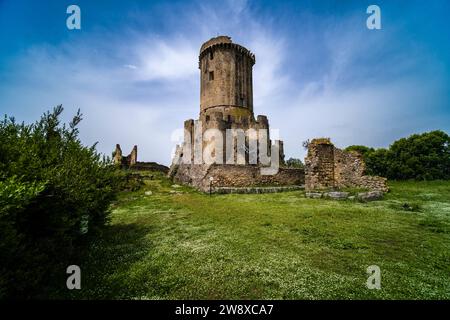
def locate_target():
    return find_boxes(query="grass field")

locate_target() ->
[58,172,450,299]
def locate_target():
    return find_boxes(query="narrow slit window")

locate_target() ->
[209,71,214,81]
[209,51,213,60]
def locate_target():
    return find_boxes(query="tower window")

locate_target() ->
[209,51,213,60]
[209,71,214,81]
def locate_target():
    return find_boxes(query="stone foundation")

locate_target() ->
[173,163,304,192]
[305,190,384,202]
[214,185,303,194]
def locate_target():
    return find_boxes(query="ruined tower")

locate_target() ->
[181,36,272,165]
[199,35,254,118]
[113,144,137,168]
[170,36,304,191]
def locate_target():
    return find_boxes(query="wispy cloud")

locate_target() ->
[0,0,448,165]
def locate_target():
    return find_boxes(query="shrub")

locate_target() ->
[346,131,450,180]
[285,157,304,169]
[386,130,450,180]
[344,145,374,157]
[0,106,121,298]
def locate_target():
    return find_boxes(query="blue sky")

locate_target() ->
[0,0,449,165]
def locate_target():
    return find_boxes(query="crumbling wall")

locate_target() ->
[333,148,365,188]
[113,144,123,165]
[113,144,138,168]
[304,138,335,190]
[114,144,169,173]
[305,138,388,192]
[207,165,304,190]
[173,163,304,192]
[173,163,212,190]
[128,145,137,166]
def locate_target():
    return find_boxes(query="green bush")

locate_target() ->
[0,106,121,298]
[344,145,374,157]
[346,130,450,180]
[285,157,304,169]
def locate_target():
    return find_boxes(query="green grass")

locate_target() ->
[58,175,450,299]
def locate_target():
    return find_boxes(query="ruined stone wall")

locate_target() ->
[172,164,212,191]
[113,144,123,165]
[128,145,137,166]
[304,139,335,190]
[173,163,304,192]
[358,175,388,192]
[305,138,388,192]
[333,148,388,191]
[113,144,138,168]
[132,162,169,173]
[333,148,365,188]
[181,111,282,166]
[207,165,304,190]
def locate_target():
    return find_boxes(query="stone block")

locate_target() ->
[323,191,349,200]
[305,192,322,199]
[357,191,384,202]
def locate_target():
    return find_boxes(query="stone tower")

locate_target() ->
[181,36,274,165]
[199,35,254,118]
[169,36,303,191]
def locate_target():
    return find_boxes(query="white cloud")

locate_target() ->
[0,0,448,167]
[133,37,198,81]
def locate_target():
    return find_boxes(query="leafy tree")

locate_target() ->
[346,131,450,180]
[285,157,304,169]
[386,130,450,180]
[365,148,390,177]
[0,106,121,298]
[302,139,310,150]
[344,145,374,157]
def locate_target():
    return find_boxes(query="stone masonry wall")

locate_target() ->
[173,163,304,192]
[199,36,255,113]
[114,144,138,168]
[304,138,335,190]
[333,147,365,188]
[305,138,388,192]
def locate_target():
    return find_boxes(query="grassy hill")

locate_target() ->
[54,172,450,299]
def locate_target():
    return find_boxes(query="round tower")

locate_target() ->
[199,36,255,121]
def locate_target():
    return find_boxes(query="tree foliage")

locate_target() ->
[346,131,450,180]
[0,106,121,298]
[285,157,304,169]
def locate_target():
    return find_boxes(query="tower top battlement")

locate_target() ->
[199,35,255,113]
[199,36,255,66]
[200,36,232,53]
